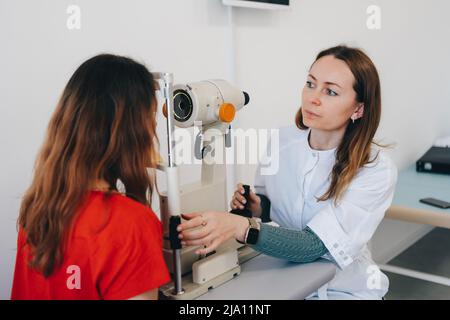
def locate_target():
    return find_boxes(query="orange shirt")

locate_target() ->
[11,191,170,300]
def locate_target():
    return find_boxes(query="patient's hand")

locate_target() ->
[177,211,249,255]
[230,183,262,217]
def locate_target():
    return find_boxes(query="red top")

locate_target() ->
[11,191,171,300]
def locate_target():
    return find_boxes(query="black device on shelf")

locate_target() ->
[419,197,450,209]
[416,146,450,174]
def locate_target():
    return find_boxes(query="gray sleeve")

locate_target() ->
[249,224,329,263]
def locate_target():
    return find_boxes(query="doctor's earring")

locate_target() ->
[351,104,364,123]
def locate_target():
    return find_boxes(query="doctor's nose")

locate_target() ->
[309,94,321,107]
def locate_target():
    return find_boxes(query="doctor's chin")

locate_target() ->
[2,0,450,314]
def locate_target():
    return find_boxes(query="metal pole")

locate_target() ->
[153,72,184,295]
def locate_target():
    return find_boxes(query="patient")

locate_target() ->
[11,54,170,300]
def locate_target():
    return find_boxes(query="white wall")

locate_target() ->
[230,0,450,264]
[1,0,449,299]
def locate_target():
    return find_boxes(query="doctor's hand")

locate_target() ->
[230,183,262,217]
[177,211,249,255]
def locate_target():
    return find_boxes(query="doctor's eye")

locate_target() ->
[326,88,338,96]
[306,81,315,88]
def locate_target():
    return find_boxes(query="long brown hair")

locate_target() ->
[296,45,384,204]
[19,54,159,277]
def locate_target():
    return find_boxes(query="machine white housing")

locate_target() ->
[172,80,248,128]
[157,77,256,299]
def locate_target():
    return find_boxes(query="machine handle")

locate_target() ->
[229,184,252,218]
[169,216,182,249]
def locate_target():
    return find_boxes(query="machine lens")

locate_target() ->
[173,89,193,122]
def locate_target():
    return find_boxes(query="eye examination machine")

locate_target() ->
[153,73,255,299]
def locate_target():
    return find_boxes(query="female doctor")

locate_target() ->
[177,45,398,300]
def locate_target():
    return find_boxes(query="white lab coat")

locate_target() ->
[254,126,398,300]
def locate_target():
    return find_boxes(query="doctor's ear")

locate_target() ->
[351,104,364,122]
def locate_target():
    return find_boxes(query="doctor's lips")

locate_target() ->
[302,109,321,119]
